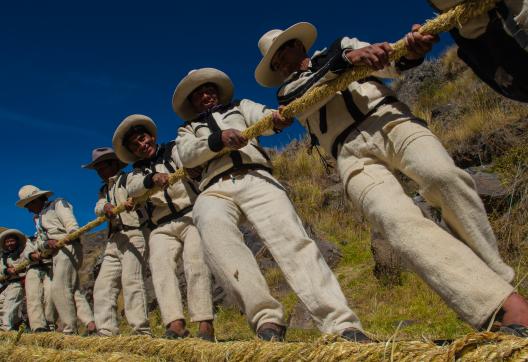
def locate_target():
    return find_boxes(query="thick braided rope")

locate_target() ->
[1,331,528,361]
[0,0,497,280]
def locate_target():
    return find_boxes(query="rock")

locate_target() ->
[430,103,463,129]
[322,184,346,211]
[450,118,528,168]
[371,232,403,286]
[466,166,509,211]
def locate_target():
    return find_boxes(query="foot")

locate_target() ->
[197,320,215,342]
[165,319,190,340]
[341,328,372,343]
[33,327,49,333]
[85,321,97,336]
[499,324,528,337]
[256,322,286,342]
[500,293,528,327]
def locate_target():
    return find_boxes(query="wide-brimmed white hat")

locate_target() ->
[82,147,122,169]
[172,68,234,121]
[0,229,27,251]
[112,114,157,164]
[16,185,53,208]
[255,22,317,87]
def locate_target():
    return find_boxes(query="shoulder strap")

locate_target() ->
[162,141,177,174]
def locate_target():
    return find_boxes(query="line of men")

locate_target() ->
[2,10,528,340]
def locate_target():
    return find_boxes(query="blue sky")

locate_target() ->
[1,2,453,235]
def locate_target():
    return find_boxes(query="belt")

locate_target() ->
[155,205,194,226]
[29,262,52,270]
[203,164,272,190]
[109,223,144,234]
[331,96,398,158]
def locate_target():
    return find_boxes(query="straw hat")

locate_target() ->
[112,114,157,164]
[172,68,234,121]
[255,22,317,87]
[0,229,27,251]
[82,147,121,169]
[16,185,53,208]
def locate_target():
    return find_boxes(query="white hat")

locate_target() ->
[0,229,27,251]
[112,114,157,164]
[172,68,234,121]
[16,185,53,208]
[82,147,121,169]
[255,22,317,87]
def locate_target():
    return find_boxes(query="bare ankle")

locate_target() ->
[167,319,186,333]
[500,293,528,326]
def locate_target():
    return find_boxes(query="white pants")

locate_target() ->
[149,214,214,326]
[338,107,515,328]
[1,281,24,331]
[93,229,151,336]
[52,242,94,334]
[25,266,57,331]
[193,170,362,334]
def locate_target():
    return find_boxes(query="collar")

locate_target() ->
[190,103,233,123]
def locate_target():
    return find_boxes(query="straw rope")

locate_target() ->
[1,331,527,361]
[0,0,498,282]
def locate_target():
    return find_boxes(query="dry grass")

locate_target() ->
[2,330,528,361]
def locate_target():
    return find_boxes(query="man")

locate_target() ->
[173,68,368,342]
[24,235,57,332]
[0,229,26,331]
[428,0,528,102]
[83,147,151,336]
[255,22,528,334]
[16,185,96,335]
[112,115,214,340]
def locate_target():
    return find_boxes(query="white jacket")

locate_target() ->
[176,99,275,190]
[127,141,199,226]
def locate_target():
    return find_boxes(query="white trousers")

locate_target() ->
[93,229,151,336]
[337,107,515,328]
[1,282,24,331]
[193,170,362,334]
[52,242,94,334]
[25,266,57,330]
[149,214,214,326]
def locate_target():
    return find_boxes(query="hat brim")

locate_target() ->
[255,22,317,88]
[16,190,53,208]
[172,68,234,121]
[0,229,27,250]
[82,152,120,169]
[112,115,157,164]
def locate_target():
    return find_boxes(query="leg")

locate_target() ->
[148,223,186,328]
[93,241,122,336]
[193,190,285,331]
[389,120,515,282]
[52,245,79,334]
[24,268,47,331]
[237,171,362,335]
[43,268,57,326]
[179,221,214,340]
[180,222,213,323]
[70,242,95,329]
[344,161,514,328]
[120,231,151,335]
[1,282,24,331]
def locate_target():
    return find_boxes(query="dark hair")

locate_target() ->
[270,39,305,71]
[187,82,219,102]
[122,125,151,147]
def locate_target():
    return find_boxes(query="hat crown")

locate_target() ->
[258,29,283,57]
[91,147,115,161]
[18,185,41,200]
